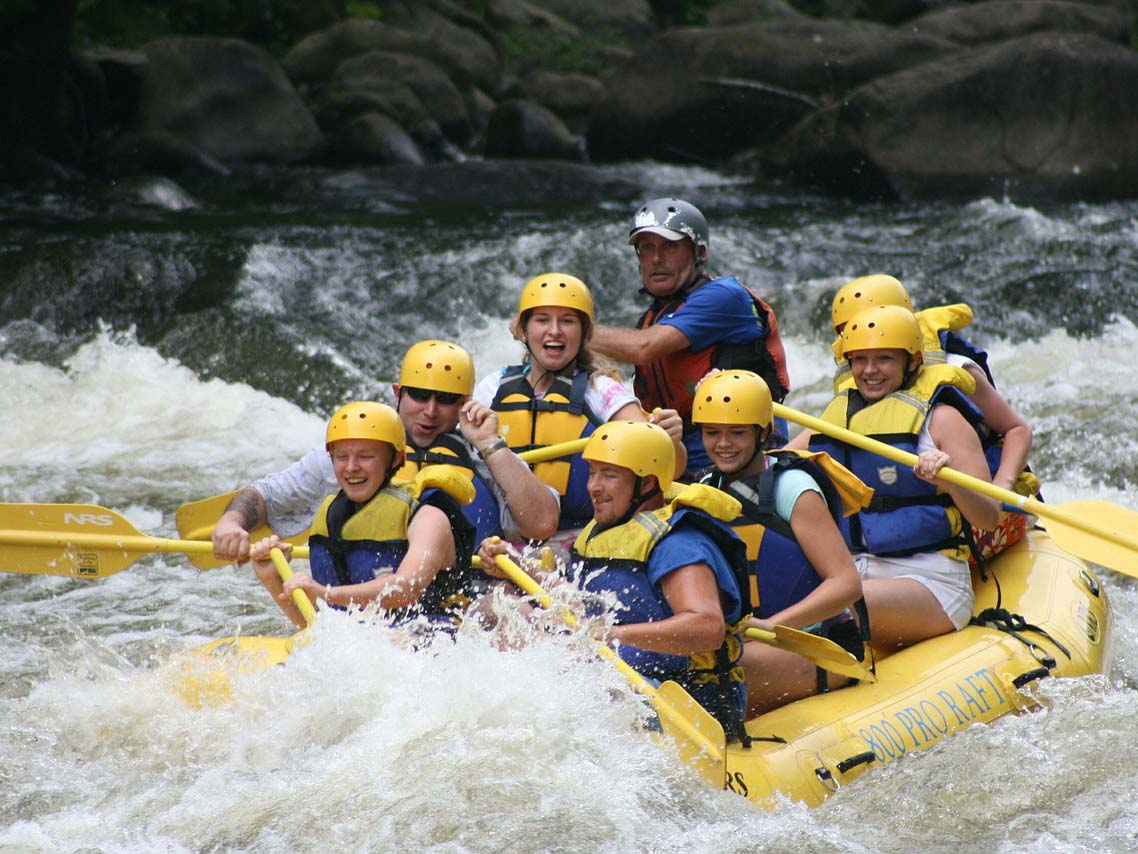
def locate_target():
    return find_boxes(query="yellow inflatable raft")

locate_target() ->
[724,530,1111,808]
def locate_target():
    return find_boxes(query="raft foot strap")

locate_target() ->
[970,607,1070,669]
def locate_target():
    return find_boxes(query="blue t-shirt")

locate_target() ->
[655,276,773,470]
[646,521,743,625]
[655,276,765,353]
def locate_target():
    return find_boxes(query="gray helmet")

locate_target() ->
[627,198,709,254]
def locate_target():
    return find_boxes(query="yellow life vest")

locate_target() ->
[814,364,980,561]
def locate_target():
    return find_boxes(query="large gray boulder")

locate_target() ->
[533,0,655,41]
[283,16,500,93]
[136,38,322,163]
[517,69,606,130]
[907,0,1129,46]
[328,50,472,147]
[332,113,427,165]
[483,98,583,159]
[587,19,957,162]
[762,32,1138,202]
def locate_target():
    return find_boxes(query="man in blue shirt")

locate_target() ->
[590,197,791,475]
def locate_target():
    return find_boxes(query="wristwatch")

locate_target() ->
[479,436,509,460]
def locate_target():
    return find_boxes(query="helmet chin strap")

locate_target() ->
[744,427,768,470]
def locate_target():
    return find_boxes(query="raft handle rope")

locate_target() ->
[835,751,877,775]
[816,749,878,792]
[970,607,1071,670]
[1011,667,1052,689]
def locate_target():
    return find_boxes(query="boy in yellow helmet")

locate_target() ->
[249,401,478,628]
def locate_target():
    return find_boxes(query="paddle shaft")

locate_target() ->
[493,555,725,764]
[0,529,310,561]
[270,547,317,625]
[773,401,1138,558]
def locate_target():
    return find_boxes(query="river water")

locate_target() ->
[2,162,1138,852]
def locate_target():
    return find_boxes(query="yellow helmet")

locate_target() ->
[326,401,406,451]
[840,305,923,357]
[582,421,674,491]
[691,370,773,428]
[831,275,913,333]
[517,272,595,322]
[398,340,475,395]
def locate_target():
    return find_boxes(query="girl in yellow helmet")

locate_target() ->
[476,272,687,550]
[791,306,1001,649]
[692,370,870,717]
[829,275,1037,565]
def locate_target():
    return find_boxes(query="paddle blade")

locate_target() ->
[0,503,145,578]
[1036,499,1138,578]
[175,490,311,569]
[747,625,876,683]
[175,633,299,708]
[654,680,727,788]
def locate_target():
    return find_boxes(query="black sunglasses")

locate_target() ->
[403,386,463,405]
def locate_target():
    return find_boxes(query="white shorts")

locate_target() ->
[853,551,975,630]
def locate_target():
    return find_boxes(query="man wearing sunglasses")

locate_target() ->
[211,340,560,564]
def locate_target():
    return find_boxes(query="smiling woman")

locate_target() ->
[793,305,1000,650]
[477,272,687,542]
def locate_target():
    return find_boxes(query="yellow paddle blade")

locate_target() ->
[1034,499,1138,578]
[655,680,727,787]
[745,626,876,683]
[176,633,301,708]
[493,554,726,786]
[0,503,310,578]
[175,490,309,570]
[0,503,210,577]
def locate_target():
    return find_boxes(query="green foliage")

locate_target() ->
[498,25,624,77]
[344,1,382,19]
[73,0,378,53]
[650,0,716,27]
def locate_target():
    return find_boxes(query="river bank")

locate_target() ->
[4,0,1138,202]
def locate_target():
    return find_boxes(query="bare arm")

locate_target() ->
[609,563,726,654]
[924,405,1001,531]
[460,400,560,539]
[212,487,267,561]
[755,491,861,630]
[964,364,1033,489]
[590,322,690,366]
[282,504,456,611]
[782,426,813,451]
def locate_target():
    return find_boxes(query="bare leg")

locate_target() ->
[861,577,955,650]
[741,641,851,719]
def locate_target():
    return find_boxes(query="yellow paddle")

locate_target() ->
[0,502,310,578]
[773,401,1138,577]
[174,437,593,569]
[194,547,312,670]
[744,626,875,682]
[492,553,727,788]
[175,491,310,569]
